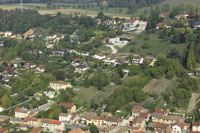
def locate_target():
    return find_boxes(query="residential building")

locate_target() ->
[118,118,129,127]
[192,122,200,131]
[109,38,129,47]
[0,105,4,112]
[59,113,71,123]
[159,13,170,18]
[30,127,43,133]
[175,14,189,20]
[133,56,144,65]
[72,58,81,66]
[172,122,190,133]
[43,91,55,99]
[74,64,89,73]
[40,119,65,132]
[156,22,167,29]
[131,106,148,118]
[59,103,76,113]
[23,117,40,128]
[193,22,200,29]
[106,117,118,127]
[93,53,106,60]
[49,81,72,91]
[151,113,181,124]
[0,127,8,133]
[14,107,34,119]
[36,65,45,73]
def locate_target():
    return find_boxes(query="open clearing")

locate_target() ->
[187,93,200,113]
[143,77,178,94]
[73,85,117,106]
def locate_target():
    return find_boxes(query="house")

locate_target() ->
[129,126,144,133]
[23,117,40,128]
[30,127,43,133]
[172,122,190,133]
[43,91,55,99]
[145,57,157,66]
[100,126,129,133]
[59,113,71,123]
[154,108,168,115]
[72,58,81,66]
[93,116,107,127]
[40,119,65,132]
[133,56,144,65]
[14,107,34,119]
[4,31,12,37]
[175,14,189,20]
[59,103,76,113]
[109,38,129,47]
[69,128,91,133]
[49,81,72,91]
[0,105,4,112]
[106,117,118,127]
[151,113,181,124]
[122,19,147,33]
[147,122,169,132]
[131,117,146,130]
[193,22,200,29]
[131,106,148,118]
[0,41,4,47]
[159,13,170,18]
[0,127,8,133]
[74,64,89,73]
[118,118,129,127]
[93,53,106,60]
[156,22,167,29]
[192,122,200,131]
[81,112,97,125]
[36,65,45,73]
[103,56,117,65]
[26,62,36,68]
[96,19,102,25]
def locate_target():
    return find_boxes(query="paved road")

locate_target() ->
[31,100,55,113]
[4,97,33,111]
[106,45,118,54]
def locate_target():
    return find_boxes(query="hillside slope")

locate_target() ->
[162,0,200,6]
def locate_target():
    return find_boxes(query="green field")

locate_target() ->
[73,85,117,107]
[118,31,188,58]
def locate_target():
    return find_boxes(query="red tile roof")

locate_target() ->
[130,18,137,23]
[59,103,74,109]
[97,116,106,121]
[30,127,43,133]
[14,107,22,112]
[156,22,166,28]
[132,106,145,113]
[41,119,61,125]
[154,108,167,114]
[73,58,81,62]
[0,127,8,133]
[193,122,200,126]
[23,117,39,122]
[160,13,170,18]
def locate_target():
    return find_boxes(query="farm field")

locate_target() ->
[0,3,132,19]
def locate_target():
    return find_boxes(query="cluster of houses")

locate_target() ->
[0,31,22,40]
[93,53,156,66]
[2,104,200,133]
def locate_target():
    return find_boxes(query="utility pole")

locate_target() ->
[20,0,23,13]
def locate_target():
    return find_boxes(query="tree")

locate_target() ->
[111,73,121,85]
[187,44,196,70]
[90,124,99,133]
[1,95,11,108]
[97,11,104,19]
[53,70,66,80]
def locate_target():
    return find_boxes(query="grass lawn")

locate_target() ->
[73,85,117,107]
[99,45,112,54]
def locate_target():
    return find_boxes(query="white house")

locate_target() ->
[40,119,65,132]
[71,58,81,66]
[103,56,117,65]
[59,113,71,123]
[172,122,190,133]
[109,38,128,47]
[132,106,148,118]
[4,31,12,37]
[36,65,45,73]
[133,56,144,65]
[49,81,72,91]
[93,53,106,60]
[117,118,129,127]
[0,105,4,112]
[74,64,89,73]
[192,122,200,131]
[14,107,34,119]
